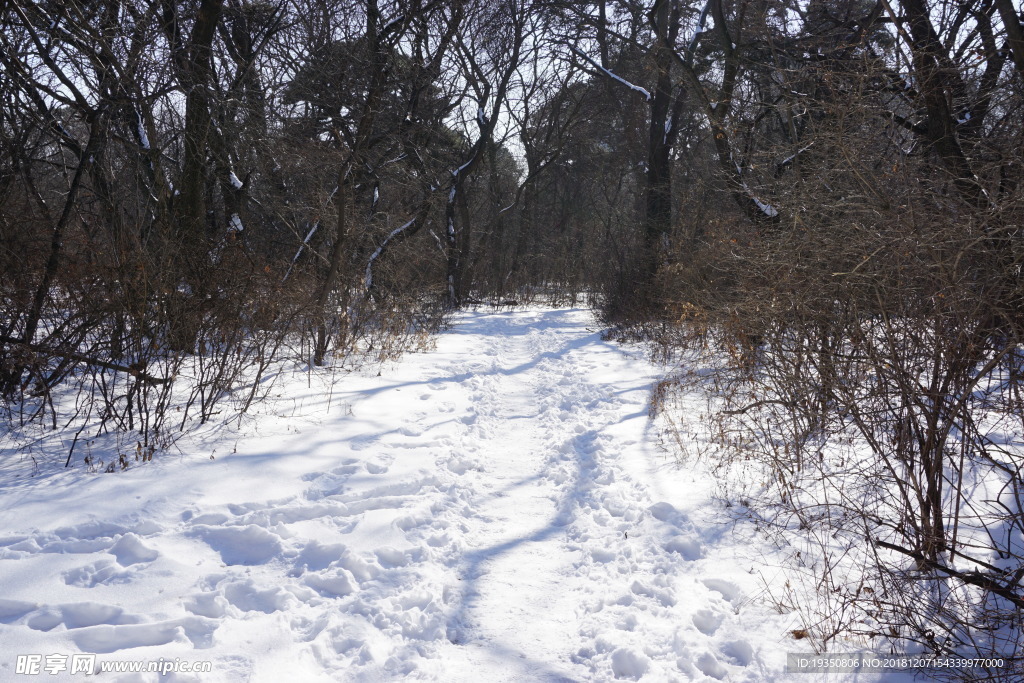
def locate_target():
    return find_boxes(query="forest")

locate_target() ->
[2,0,1024,677]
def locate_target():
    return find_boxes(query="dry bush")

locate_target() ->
[648,25,1024,672]
[655,153,1024,679]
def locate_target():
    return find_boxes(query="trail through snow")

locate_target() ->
[0,308,890,681]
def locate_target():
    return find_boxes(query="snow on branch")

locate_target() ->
[282,187,340,281]
[365,217,419,291]
[777,143,814,170]
[741,180,779,218]
[686,0,712,63]
[382,14,406,35]
[135,110,150,151]
[751,194,779,218]
[568,45,651,101]
[282,223,319,282]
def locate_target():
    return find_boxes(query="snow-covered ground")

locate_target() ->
[0,308,908,681]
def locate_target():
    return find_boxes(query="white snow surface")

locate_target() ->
[0,308,907,681]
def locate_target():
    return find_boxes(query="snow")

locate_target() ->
[686,0,712,58]
[779,143,813,167]
[0,308,910,681]
[382,14,405,35]
[752,195,779,218]
[135,113,150,151]
[740,179,780,218]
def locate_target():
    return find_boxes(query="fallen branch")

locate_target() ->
[874,538,1024,609]
[721,399,794,415]
[0,336,172,385]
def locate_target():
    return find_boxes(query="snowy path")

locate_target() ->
[0,308,796,682]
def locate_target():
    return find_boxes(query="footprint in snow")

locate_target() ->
[663,535,702,561]
[292,540,347,572]
[0,599,38,624]
[702,577,743,603]
[329,462,362,477]
[374,546,416,568]
[220,578,295,614]
[62,560,137,587]
[186,524,282,566]
[240,502,349,527]
[720,639,754,666]
[109,533,159,566]
[630,578,676,607]
[304,567,359,597]
[647,501,688,525]
[26,602,141,631]
[290,614,329,642]
[53,520,130,541]
[30,524,128,555]
[691,608,724,635]
[184,511,230,525]
[4,598,217,654]
[695,651,729,680]
[71,615,218,653]
[365,460,390,474]
[445,457,481,475]
[610,647,650,680]
[183,591,228,619]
